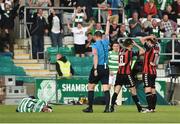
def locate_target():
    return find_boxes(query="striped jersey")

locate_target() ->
[17,98,47,112]
[108,51,119,74]
[118,48,139,75]
[143,43,160,75]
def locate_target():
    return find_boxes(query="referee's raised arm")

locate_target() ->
[105,15,111,36]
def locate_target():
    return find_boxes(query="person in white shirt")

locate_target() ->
[67,21,94,57]
[72,5,87,27]
[48,8,63,47]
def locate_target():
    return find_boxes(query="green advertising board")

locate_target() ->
[36,77,167,105]
[36,77,103,104]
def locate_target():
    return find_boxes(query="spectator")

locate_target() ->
[108,0,124,23]
[144,0,158,17]
[172,0,180,19]
[24,0,39,22]
[31,9,48,59]
[60,0,77,13]
[117,23,129,43]
[129,11,146,37]
[126,0,142,17]
[0,0,21,53]
[85,32,95,56]
[0,36,13,57]
[38,0,52,21]
[160,13,177,37]
[109,20,119,43]
[150,19,161,37]
[56,54,74,78]
[91,22,105,35]
[0,0,5,10]
[37,0,52,7]
[67,21,94,57]
[165,4,177,23]
[48,8,63,47]
[166,33,180,59]
[0,0,4,32]
[154,0,170,18]
[143,14,153,35]
[76,0,95,21]
[97,0,109,23]
[72,5,87,26]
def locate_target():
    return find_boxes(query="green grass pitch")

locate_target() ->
[0,105,180,123]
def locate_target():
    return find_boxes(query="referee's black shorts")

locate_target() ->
[143,74,156,88]
[89,65,109,84]
[115,74,135,88]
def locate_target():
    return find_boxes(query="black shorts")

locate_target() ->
[89,65,109,84]
[143,74,156,88]
[74,44,85,54]
[115,74,135,88]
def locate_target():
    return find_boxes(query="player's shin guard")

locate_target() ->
[152,94,157,110]
[146,92,153,109]
[88,91,94,109]
[132,95,142,111]
[111,92,118,107]
[104,90,110,110]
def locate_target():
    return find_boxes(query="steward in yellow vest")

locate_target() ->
[56,54,74,78]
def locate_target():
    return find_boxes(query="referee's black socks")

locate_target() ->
[146,92,153,110]
[111,92,118,107]
[132,95,142,111]
[104,90,110,110]
[88,91,94,109]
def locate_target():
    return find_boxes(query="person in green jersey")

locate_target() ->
[108,42,122,105]
[16,97,52,112]
[108,42,119,88]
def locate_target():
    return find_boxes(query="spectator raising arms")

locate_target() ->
[67,20,94,57]
[72,5,87,26]
[0,0,21,53]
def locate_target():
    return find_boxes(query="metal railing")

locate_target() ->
[21,6,125,38]
[19,6,180,62]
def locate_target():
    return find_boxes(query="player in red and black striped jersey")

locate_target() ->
[140,35,160,112]
[110,38,145,113]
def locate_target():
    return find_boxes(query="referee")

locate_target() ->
[82,16,111,113]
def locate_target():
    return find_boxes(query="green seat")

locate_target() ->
[73,66,82,75]
[47,47,58,55]
[0,56,13,65]
[0,67,13,75]
[13,66,26,76]
[49,54,57,64]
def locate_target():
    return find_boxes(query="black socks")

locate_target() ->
[88,91,94,109]
[111,92,118,107]
[104,90,110,110]
[132,95,142,111]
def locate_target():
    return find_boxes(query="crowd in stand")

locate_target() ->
[0,0,180,58]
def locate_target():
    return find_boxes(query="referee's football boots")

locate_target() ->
[82,107,93,113]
